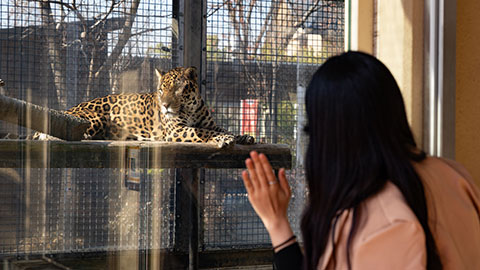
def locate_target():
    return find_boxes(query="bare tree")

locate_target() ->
[209,0,333,142]
[30,0,142,109]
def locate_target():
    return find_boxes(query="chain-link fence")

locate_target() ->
[0,0,344,268]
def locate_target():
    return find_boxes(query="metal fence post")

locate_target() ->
[138,147,151,270]
[174,168,200,270]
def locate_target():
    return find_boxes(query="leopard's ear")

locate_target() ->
[155,68,165,81]
[184,66,197,81]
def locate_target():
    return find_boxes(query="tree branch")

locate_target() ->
[130,27,170,37]
[253,1,276,54]
[275,0,322,55]
[34,0,88,27]
[294,0,321,29]
[90,0,125,30]
[246,0,256,26]
[38,0,66,109]
[207,0,230,18]
[94,0,141,78]
[33,0,89,42]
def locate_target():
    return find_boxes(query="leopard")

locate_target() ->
[52,66,254,148]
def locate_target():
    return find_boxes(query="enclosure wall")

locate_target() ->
[456,0,480,186]
[375,0,424,147]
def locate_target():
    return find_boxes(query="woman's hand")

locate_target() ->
[242,151,295,250]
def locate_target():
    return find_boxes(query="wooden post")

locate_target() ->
[183,0,203,70]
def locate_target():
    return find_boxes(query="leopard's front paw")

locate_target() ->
[213,134,235,148]
[235,134,255,145]
[32,132,63,141]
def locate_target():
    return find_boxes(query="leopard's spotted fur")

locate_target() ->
[60,66,254,148]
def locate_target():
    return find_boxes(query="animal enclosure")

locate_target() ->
[0,0,344,269]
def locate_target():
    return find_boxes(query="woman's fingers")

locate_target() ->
[242,170,253,194]
[242,152,292,240]
[245,152,288,197]
[245,158,260,190]
[259,153,277,184]
[250,151,269,188]
[278,168,291,197]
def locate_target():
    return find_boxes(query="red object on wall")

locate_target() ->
[241,99,258,137]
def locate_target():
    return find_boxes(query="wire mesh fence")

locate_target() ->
[1,0,174,107]
[0,0,178,261]
[0,167,174,255]
[0,0,345,267]
[203,0,345,249]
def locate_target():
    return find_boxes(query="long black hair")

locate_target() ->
[301,51,442,269]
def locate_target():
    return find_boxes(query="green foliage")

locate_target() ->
[207,35,229,61]
[147,168,164,174]
[146,43,172,59]
[276,100,297,146]
[207,34,219,48]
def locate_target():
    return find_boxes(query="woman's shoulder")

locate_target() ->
[322,183,427,270]
[414,156,480,205]
[416,156,472,177]
[356,182,421,241]
[421,156,478,188]
[434,157,473,180]
[414,156,480,269]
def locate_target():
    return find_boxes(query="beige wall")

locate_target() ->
[347,0,374,54]
[375,0,424,147]
[353,0,479,184]
[456,0,480,185]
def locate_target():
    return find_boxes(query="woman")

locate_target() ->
[242,51,480,270]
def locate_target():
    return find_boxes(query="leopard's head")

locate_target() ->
[155,66,200,118]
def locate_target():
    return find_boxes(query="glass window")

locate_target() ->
[0,0,344,268]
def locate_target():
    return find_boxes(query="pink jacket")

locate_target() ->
[318,157,480,269]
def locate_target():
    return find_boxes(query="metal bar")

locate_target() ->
[172,0,184,67]
[345,0,352,51]
[198,168,205,252]
[426,0,439,156]
[200,0,207,98]
[189,168,199,270]
[436,0,444,157]
[173,168,199,270]
[441,0,457,159]
[425,0,456,158]
[138,147,151,270]
[183,0,203,70]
